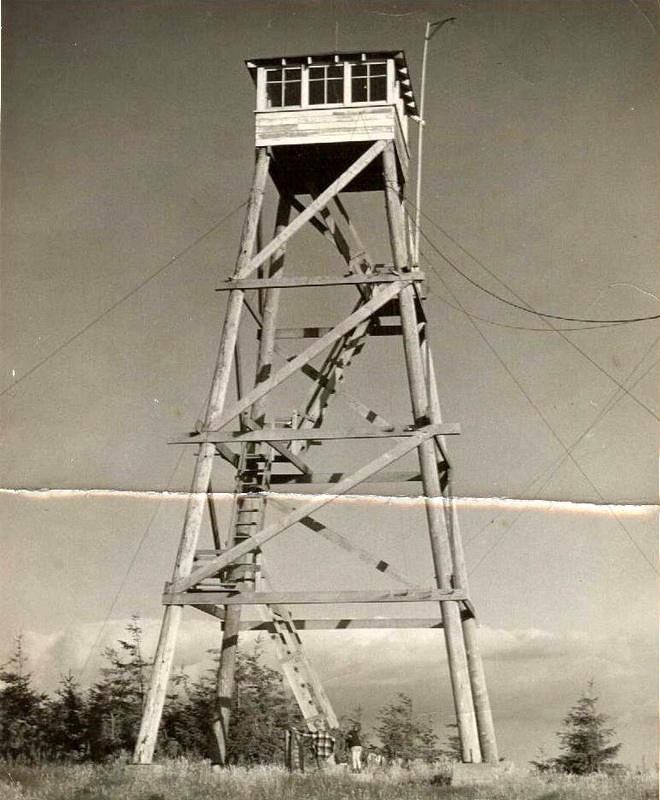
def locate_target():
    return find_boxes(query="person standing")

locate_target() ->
[295,727,336,770]
[345,724,362,773]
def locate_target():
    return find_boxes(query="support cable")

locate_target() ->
[466,346,659,550]
[417,248,628,332]
[467,345,660,578]
[1,201,248,399]
[412,206,659,324]
[417,238,659,576]
[408,208,659,423]
[77,445,189,682]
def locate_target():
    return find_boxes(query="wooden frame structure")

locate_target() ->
[133,50,498,767]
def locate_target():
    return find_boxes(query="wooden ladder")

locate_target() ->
[232,441,339,732]
[261,602,339,731]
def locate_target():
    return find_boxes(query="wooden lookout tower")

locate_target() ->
[133,50,499,766]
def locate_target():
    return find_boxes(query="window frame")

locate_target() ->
[264,65,304,109]
[256,60,394,111]
[307,63,345,107]
[348,60,389,104]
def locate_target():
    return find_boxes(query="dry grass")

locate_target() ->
[0,760,657,800]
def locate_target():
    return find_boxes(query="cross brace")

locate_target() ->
[216,272,424,291]
[165,589,467,605]
[135,138,498,768]
[172,423,459,444]
[172,425,444,593]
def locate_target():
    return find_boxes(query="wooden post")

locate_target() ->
[424,345,499,763]
[284,729,293,770]
[382,142,482,763]
[211,194,292,765]
[132,148,270,765]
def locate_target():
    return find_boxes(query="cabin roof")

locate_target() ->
[245,50,418,116]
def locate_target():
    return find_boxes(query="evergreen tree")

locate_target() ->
[46,673,87,761]
[161,668,216,758]
[226,647,302,764]
[85,617,150,761]
[0,634,49,762]
[375,693,438,762]
[416,715,441,763]
[162,644,303,764]
[554,681,621,775]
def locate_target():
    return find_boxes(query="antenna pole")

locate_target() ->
[414,18,455,265]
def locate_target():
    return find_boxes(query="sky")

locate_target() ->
[1,0,658,767]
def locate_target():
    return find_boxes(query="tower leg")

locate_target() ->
[211,193,292,765]
[211,606,241,765]
[424,347,499,764]
[132,148,270,765]
[382,142,482,763]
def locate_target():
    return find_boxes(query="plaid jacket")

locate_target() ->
[298,729,335,758]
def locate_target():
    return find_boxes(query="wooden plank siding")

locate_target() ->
[255,105,395,144]
[256,105,409,183]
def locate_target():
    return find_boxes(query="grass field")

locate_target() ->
[1,761,657,800]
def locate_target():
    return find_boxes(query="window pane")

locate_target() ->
[309,66,325,81]
[284,78,301,106]
[309,78,325,105]
[327,77,343,103]
[352,63,367,78]
[267,84,282,107]
[328,65,343,80]
[370,75,387,101]
[265,69,283,108]
[352,76,368,102]
[370,62,387,76]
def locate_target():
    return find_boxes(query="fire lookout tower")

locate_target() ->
[133,49,498,766]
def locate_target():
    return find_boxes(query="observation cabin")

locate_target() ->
[246,51,418,193]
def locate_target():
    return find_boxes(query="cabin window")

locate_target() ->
[308,64,344,105]
[266,66,302,107]
[351,62,387,102]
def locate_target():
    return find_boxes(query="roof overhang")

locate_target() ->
[245,50,418,116]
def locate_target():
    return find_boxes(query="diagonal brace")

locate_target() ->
[241,140,387,279]
[269,498,421,589]
[171,425,443,593]
[207,280,406,432]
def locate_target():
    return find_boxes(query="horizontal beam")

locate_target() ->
[276,325,402,339]
[164,588,467,605]
[217,272,424,291]
[170,423,459,445]
[269,470,422,485]
[243,617,445,631]
[258,618,445,630]
[192,606,474,629]
[248,618,445,630]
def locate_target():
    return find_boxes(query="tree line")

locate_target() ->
[0,620,301,764]
[0,620,621,773]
